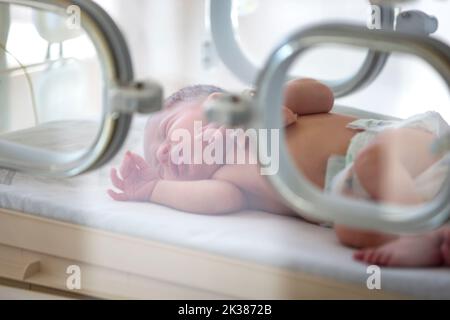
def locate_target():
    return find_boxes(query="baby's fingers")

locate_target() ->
[107,189,128,202]
[282,106,298,127]
[110,168,124,190]
[120,151,135,179]
[129,152,149,170]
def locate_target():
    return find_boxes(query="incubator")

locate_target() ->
[0,0,449,234]
[207,0,450,233]
[0,0,162,177]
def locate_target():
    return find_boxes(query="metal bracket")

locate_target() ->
[396,10,438,36]
[109,80,163,115]
[204,93,254,128]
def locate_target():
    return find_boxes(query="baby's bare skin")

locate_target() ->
[286,113,357,189]
[209,113,357,216]
[108,79,450,268]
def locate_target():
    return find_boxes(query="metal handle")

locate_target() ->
[209,0,394,98]
[0,0,162,177]
[255,23,450,233]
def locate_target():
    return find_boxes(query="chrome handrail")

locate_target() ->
[0,0,162,177]
[255,23,450,233]
[209,0,394,97]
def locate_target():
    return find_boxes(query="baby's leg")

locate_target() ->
[336,128,450,267]
[354,128,439,203]
[356,150,423,204]
[335,225,397,249]
[283,79,334,116]
[335,224,450,267]
[352,226,450,267]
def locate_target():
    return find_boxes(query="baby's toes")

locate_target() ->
[354,247,390,266]
[365,249,378,264]
[372,250,391,266]
[353,249,375,264]
[353,250,365,262]
[378,251,392,266]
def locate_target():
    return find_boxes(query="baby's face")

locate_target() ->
[144,95,224,181]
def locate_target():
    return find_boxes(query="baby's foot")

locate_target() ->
[353,231,445,267]
[441,228,450,266]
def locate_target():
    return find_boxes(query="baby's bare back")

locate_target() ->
[214,113,357,215]
[286,113,357,189]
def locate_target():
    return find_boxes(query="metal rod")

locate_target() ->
[209,0,395,97]
[255,23,450,233]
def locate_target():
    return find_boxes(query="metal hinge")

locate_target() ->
[109,80,163,114]
[396,10,438,35]
[204,93,254,127]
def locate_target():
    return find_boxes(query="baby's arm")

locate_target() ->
[283,78,334,116]
[108,152,247,215]
[151,179,247,214]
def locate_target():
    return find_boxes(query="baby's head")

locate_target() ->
[144,85,226,181]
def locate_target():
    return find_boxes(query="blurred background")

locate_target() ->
[95,0,450,120]
[0,0,449,134]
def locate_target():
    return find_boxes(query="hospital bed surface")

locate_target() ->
[0,117,449,299]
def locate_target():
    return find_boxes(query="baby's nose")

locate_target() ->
[156,143,170,163]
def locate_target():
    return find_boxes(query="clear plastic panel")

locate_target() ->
[236,0,370,78]
[281,55,449,216]
[252,23,450,232]
[209,0,395,95]
[0,2,103,164]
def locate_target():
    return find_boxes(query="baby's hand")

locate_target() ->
[283,106,298,127]
[108,151,159,202]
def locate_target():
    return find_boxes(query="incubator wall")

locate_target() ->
[0,0,447,229]
[0,1,449,300]
[96,0,449,121]
[0,3,103,135]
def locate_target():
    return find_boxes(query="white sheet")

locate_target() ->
[0,115,449,299]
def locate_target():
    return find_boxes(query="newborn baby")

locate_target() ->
[108,79,450,268]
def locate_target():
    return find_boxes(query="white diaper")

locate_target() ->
[325,111,450,201]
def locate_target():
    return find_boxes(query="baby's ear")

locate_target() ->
[206,92,223,101]
[201,93,223,111]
